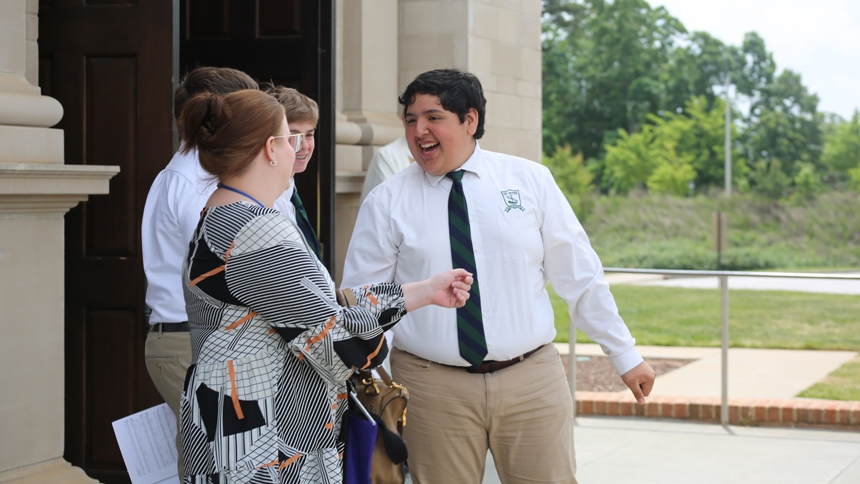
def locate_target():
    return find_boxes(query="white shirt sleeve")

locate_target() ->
[360,137,413,204]
[342,190,399,288]
[538,168,643,375]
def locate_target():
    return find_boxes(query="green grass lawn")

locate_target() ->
[797,356,860,401]
[549,284,860,401]
[549,284,860,350]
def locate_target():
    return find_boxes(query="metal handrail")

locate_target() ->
[568,268,860,425]
[604,268,860,279]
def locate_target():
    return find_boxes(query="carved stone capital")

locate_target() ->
[0,163,120,214]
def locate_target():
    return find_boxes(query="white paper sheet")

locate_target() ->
[112,403,182,484]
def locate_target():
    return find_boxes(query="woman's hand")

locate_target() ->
[402,269,473,312]
[428,269,473,308]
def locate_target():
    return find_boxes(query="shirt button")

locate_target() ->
[482,312,487,316]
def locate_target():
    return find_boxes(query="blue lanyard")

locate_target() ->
[217,184,265,208]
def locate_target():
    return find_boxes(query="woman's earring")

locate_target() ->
[269,159,277,167]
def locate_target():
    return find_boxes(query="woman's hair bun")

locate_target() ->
[180,93,230,151]
[177,89,286,180]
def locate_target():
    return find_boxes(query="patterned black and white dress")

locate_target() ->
[180,202,405,484]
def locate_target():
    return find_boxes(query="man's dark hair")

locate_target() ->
[173,67,258,125]
[398,69,487,139]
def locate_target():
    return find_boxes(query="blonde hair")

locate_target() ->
[263,85,319,126]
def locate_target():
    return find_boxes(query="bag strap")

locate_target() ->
[372,413,408,464]
[374,366,394,387]
[336,288,357,308]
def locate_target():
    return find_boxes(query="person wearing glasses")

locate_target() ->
[142,67,290,476]
[177,89,473,484]
[263,85,324,261]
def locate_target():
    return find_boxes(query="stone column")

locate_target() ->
[333,0,402,285]
[0,2,118,484]
[399,0,543,162]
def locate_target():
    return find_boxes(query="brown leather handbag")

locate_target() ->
[351,366,409,484]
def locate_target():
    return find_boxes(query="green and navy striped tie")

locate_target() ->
[290,190,323,262]
[446,170,488,366]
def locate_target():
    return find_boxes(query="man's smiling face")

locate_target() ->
[403,93,478,176]
[288,120,316,176]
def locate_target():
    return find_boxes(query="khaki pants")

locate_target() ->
[145,325,192,477]
[391,344,577,484]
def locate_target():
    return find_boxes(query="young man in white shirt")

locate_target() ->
[342,69,656,483]
[359,134,413,205]
[263,85,323,260]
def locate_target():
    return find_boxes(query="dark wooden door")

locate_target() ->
[39,1,174,483]
[180,0,336,269]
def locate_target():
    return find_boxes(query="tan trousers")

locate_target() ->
[391,344,577,484]
[145,325,192,477]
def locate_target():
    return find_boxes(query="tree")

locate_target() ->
[542,0,686,160]
[602,126,661,193]
[600,96,745,195]
[661,31,732,113]
[655,96,746,188]
[543,145,596,219]
[822,110,860,175]
[542,3,826,200]
[742,69,824,189]
[646,140,697,196]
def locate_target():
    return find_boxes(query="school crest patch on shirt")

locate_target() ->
[501,189,524,212]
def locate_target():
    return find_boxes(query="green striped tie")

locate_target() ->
[446,170,488,366]
[290,190,322,261]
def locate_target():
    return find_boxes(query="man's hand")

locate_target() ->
[621,361,656,405]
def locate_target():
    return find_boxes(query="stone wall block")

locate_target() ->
[521,45,541,82]
[495,8,518,45]
[490,41,522,79]
[494,0,521,10]
[521,96,541,130]
[496,76,517,95]
[399,36,454,71]
[521,0,542,17]
[517,12,541,50]
[402,1,442,36]
[472,1,498,39]
[469,37,494,73]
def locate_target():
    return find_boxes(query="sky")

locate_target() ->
[653,0,860,120]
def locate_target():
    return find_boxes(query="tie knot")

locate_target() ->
[446,170,465,183]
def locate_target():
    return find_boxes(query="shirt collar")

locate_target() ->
[425,141,485,188]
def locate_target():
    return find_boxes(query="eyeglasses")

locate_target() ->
[271,133,304,154]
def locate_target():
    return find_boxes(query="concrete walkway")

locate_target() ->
[406,417,860,484]
[575,416,860,484]
[560,343,858,399]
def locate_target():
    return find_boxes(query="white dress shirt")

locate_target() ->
[342,143,643,375]
[359,136,414,204]
[142,147,292,324]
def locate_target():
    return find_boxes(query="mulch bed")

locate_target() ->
[560,355,693,392]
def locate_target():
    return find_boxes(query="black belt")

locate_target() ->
[465,345,544,374]
[151,322,190,332]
